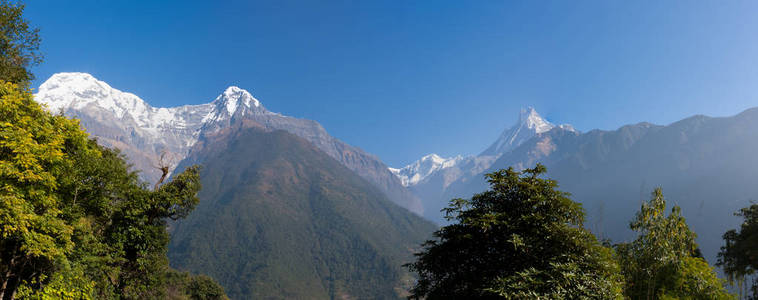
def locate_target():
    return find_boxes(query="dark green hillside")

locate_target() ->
[168,125,436,299]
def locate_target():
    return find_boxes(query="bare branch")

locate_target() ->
[154,150,171,191]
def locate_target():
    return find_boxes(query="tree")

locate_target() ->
[0,0,42,84]
[719,204,758,299]
[406,164,624,299]
[0,81,226,299]
[0,81,89,299]
[616,188,733,300]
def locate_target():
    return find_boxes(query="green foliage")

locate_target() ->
[406,164,624,299]
[617,188,733,300]
[0,0,42,84]
[0,81,91,299]
[163,271,229,300]
[168,127,437,299]
[719,203,758,299]
[0,82,226,299]
[15,264,94,300]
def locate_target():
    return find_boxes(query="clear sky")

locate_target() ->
[26,1,758,167]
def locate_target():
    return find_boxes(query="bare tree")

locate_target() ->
[153,151,171,191]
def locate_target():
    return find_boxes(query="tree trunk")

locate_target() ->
[0,254,16,300]
[154,166,169,191]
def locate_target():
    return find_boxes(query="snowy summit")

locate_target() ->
[33,72,270,180]
[389,154,464,186]
[391,107,576,187]
[480,107,574,157]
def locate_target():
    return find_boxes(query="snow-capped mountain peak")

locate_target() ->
[220,86,260,112]
[33,73,272,182]
[203,86,267,123]
[32,72,425,214]
[389,154,464,186]
[520,106,554,134]
[390,107,576,188]
[479,107,574,157]
[35,72,151,120]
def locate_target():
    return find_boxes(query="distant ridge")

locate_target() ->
[397,103,758,269]
[391,107,577,222]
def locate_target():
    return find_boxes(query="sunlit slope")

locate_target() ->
[168,124,436,299]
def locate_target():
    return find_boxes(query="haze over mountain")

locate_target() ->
[392,106,758,267]
[393,108,578,223]
[34,72,423,215]
[32,71,758,286]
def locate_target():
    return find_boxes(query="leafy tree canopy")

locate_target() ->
[0,0,42,84]
[0,81,226,299]
[617,188,733,300]
[406,164,624,299]
[719,203,758,299]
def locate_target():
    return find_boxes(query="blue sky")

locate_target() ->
[26,1,758,167]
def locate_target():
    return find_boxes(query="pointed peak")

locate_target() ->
[223,85,247,97]
[219,86,260,107]
[519,106,539,118]
[517,106,553,134]
[212,86,262,116]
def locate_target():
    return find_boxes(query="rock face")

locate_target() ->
[34,72,422,214]
[35,72,214,182]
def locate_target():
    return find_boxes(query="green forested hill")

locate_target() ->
[167,124,437,299]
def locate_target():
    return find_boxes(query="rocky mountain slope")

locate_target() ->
[34,72,422,214]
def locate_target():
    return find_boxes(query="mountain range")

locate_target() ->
[34,72,436,299]
[392,105,758,267]
[35,72,423,215]
[34,72,758,292]
[391,107,578,223]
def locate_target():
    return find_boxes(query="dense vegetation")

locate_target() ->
[407,165,734,299]
[0,81,227,300]
[0,1,41,84]
[615,188,731,299]
[406,165,624,299]
[4,0,758,299]
[719,204,758,299]
[168,126,437,299]
[0,2,227,299]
